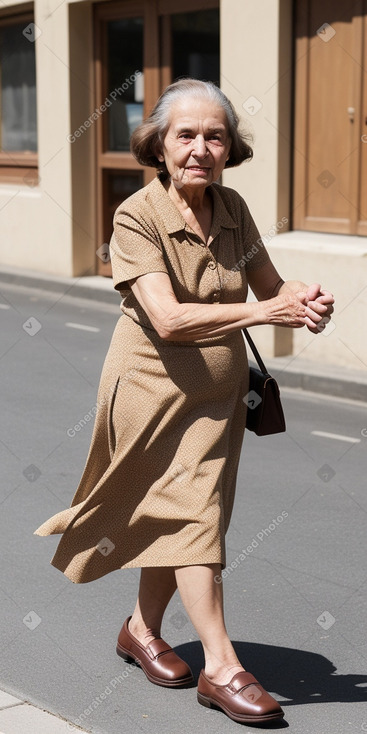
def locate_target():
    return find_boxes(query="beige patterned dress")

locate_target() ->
[34,177,270,583]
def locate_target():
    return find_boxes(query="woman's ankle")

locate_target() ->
[128,614,161,646]
[204,662,245,685]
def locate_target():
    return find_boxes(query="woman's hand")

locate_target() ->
[261,283,334,332]
[261,292,309,328]
[303,283,335,333]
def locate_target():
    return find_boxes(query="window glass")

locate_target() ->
[107,18,144,151]
[0,22,37,152]
[171,10,219,84]
[104,170,143,241]
[107,170,143,209]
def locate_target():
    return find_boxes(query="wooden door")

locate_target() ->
[293,0,367,235]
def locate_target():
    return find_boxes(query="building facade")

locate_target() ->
[1,0,366,369]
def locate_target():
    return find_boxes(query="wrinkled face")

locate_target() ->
[158,97,231,191]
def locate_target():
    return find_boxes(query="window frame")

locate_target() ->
[0,9,38,183]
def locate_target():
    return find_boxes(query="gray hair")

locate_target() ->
[130,78,253,178]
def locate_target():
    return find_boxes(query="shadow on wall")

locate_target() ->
[296,2,362,39]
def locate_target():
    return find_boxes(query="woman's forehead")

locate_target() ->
[168,98,228,128]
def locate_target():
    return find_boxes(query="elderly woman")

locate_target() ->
[35,79,334,725]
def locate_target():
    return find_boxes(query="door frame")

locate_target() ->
[93,0,219,275]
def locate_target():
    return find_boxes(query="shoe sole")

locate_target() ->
[116,642,195,688]
[197,692,284,724]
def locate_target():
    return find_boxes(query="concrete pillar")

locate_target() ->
[32,0,73,274]
[221,0,293,356]
[0,0,95,277]
[221,0,293,232]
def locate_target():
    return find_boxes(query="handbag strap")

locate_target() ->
[242,328,268,376]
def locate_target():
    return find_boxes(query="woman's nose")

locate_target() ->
[192,135,208,157]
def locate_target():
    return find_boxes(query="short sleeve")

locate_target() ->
[110,204,169,292]
[241,199,271,272]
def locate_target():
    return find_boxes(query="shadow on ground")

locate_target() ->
[174,640,367,706]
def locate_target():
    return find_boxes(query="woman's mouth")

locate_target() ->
[187,166,210,173]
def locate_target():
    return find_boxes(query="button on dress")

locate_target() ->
[34,177,270,583]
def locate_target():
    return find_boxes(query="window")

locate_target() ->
[0,13,38,183]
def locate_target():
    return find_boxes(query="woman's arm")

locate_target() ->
[128,270,321,341]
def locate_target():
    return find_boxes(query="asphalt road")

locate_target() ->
[1,282,366,734]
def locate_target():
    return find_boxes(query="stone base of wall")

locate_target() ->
[248,231,367,370]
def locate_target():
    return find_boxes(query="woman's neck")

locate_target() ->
[163,179,213,244]
[164,179,209,213]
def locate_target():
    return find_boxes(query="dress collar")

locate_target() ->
[147,176,238,243]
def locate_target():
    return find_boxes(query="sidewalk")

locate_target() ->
[1,264,366,403]
[0,689,90,733]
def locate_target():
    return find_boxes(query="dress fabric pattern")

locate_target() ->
[34,177,270,583]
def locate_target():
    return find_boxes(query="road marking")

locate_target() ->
[311,430,360,444]
[0,304,10,309]
[65,322,100,333]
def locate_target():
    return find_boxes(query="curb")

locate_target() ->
[0,688,91,733]
[0,266,119,305]
[266,357,367,404]
[1,265,366,404]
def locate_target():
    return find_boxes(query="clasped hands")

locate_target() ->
[296,283,334,333]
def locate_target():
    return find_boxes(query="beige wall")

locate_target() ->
[221,0,293,235]
[265,233,367,370]
[0,0,95,277]
[0,0,72,274]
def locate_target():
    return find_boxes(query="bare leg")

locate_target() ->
[129,567,177,646]
[175,563,244,685]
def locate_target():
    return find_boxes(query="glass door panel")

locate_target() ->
[107,17,144,151]
[99,170,143,276]
[107,171,143,206]
[171,10,219,83]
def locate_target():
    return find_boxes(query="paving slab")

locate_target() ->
[0,689,90,733]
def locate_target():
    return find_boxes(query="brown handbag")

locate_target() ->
[243,329,286,436]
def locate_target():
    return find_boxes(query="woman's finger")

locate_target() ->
[305,283,322,301]
[304,315,327,331]
[314,293,335,307]
[305,301,328,318]
[318,288,334,299]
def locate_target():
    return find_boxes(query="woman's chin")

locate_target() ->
[179,172,213,188]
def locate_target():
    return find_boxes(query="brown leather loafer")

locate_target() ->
[197,669,284,723]
[116,616,194,688]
